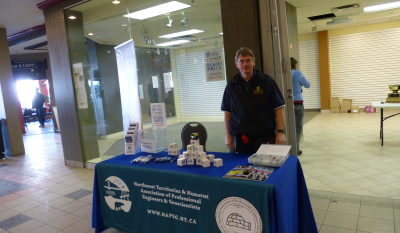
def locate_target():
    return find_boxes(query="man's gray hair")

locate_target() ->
[235,47,255,61]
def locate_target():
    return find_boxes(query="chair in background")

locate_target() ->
[23,109,34,127]
[181,122,208,151]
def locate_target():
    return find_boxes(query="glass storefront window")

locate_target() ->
[67,0,227,162]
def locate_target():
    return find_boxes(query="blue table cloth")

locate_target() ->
[92,151,317,233]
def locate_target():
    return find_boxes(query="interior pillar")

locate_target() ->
[318,30,331,111]
[0,28,25,156]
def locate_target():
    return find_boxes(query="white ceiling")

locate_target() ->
[2,0,400,54]
[287,0,400,34]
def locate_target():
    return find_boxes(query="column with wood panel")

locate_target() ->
[318,30,331,111]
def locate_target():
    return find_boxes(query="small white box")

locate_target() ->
[183,152,190,159]
[196,158,203,165]
[179,154,183,159]
[187,145,193,152]
[168,149,179,156]
[192,151,198,158]
[207,154,215,162]
[187,158,195,165]
[195,145,204,153]
[199,152,207,160]
[202,159,210,167]
[213,159,223,167]
[190,140,200,147]
[170,143,178,149]
[177,158,186,166]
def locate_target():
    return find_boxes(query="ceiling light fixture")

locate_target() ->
[122,24,128,26]
[158,40,190,46]
[112,0,120,4]
[159,29,204,38]
[181,13,188,26]
[124,1,191,20]
[88,33,94,36]
[364,1,400,12]
[166,16,173,28]
[219,32,223,35]
[68,15,76,19]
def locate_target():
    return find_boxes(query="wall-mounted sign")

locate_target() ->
[204,47,225,82]
[11,60,38,70]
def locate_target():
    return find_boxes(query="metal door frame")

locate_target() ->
[259,0,297,156]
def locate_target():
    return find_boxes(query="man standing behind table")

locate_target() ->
[221,47,286,154]
[32,87,46,128]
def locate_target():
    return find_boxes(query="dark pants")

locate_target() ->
[36,108,45,126]
[294,104,304,151]
[232,135,275,154]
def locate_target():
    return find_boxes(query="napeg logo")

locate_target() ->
[253,86,263,95]
[215,197,262,233]
[104,176,131,212]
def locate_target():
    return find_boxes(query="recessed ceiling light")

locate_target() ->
[88,33,93,36]
[219,32,223,35]
[112,0,120,4]
[122,24,128,26]
[159,29,204,38]
[69,15,76,19]
[364,1,400,12]
[124,1,191,20]
[157,40,190,46]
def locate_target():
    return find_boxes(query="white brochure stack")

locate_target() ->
[248,144,291,167]
[174,140,223,168]
[125,122,139,155]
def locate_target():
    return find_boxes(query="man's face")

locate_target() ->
[235,54,255,76]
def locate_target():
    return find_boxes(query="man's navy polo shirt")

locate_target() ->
[221,69,285,139]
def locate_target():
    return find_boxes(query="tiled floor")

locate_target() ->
[300,110,400,199]
[0,133,94,233]
[1,111,400,232]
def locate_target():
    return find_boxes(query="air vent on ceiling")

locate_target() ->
[332,4,360,12]
[308,13,336,21]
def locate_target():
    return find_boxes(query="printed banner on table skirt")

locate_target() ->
[96,164,273,233]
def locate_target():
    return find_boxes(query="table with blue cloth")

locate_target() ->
[92,151,317,233]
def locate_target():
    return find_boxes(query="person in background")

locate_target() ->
[290,57,310,155]
[32,87,46,128]
[222,47,286,154]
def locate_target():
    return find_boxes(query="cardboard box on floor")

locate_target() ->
[330,108,339,113]
[330,97,340,108]
[341,99,352,113]
[351,107,360,113]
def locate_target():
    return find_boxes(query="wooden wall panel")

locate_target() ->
[44,9,84,164]
[318,30,331,110]
[221,0,262,81]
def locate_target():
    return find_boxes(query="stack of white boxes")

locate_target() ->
[174,139,223,168]
[168,143,180,156]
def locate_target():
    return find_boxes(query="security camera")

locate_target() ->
[311,26,317,31]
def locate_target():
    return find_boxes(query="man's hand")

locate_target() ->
[225,134,235,150]
[275,133,286,145]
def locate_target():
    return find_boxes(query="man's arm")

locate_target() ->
[224,112,235,150]
[275,107,286,145]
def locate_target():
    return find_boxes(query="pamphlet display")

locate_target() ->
[125,122,140,155]
[248,144,291,167]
